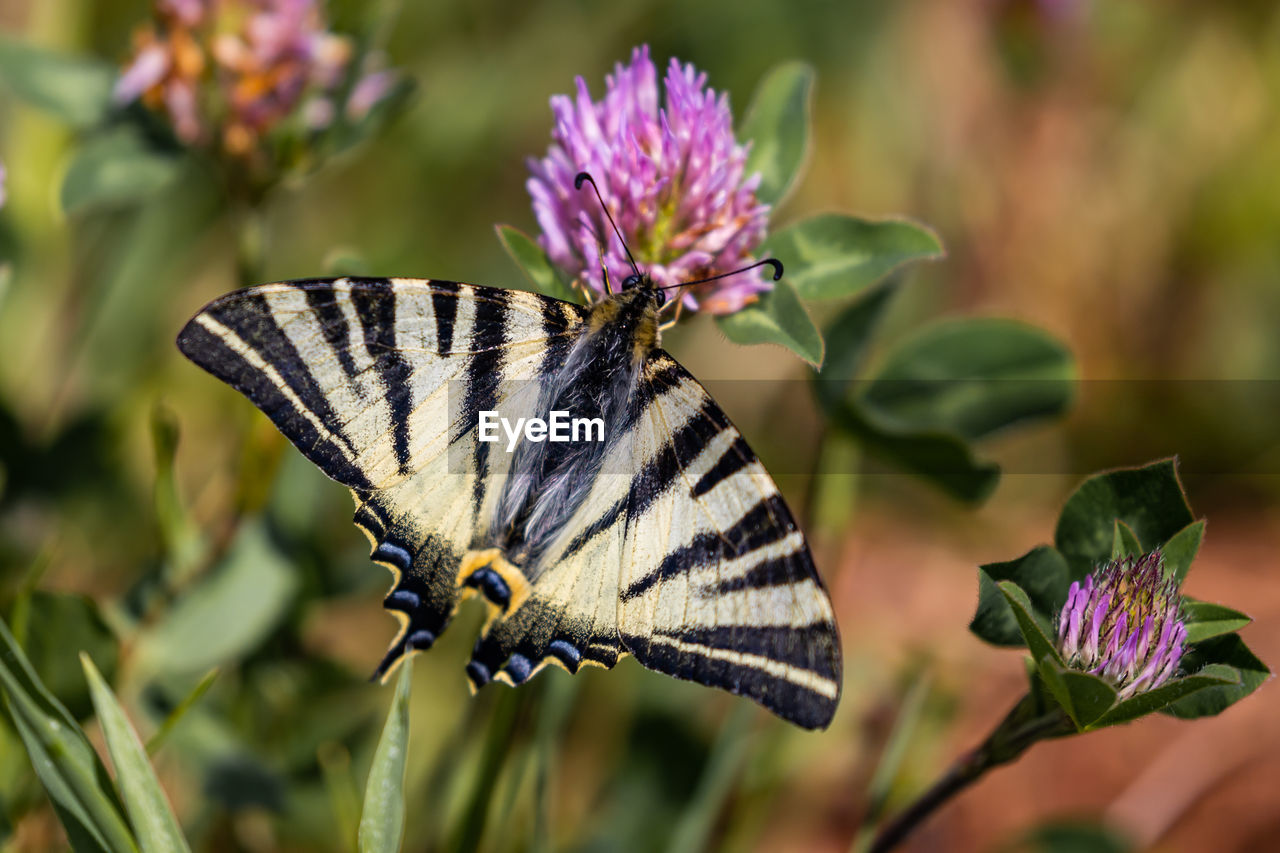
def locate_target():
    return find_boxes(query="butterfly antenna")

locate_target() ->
[658,258,784,292]
[575,172,641,280]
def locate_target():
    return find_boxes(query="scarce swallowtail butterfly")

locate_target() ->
[177,177,842,729]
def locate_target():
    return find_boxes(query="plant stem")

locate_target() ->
[867,695,1072,853]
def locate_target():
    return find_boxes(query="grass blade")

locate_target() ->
[0,617,137,853]
[80,654,190,853]
[451,688,522,853]
[668,702,755,853]
[145,668,219,757]
[359,662,413,853]
[852,673,933,853]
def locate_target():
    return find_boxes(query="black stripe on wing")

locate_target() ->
[177,304,373,490]
[349,280,417,475]
[454,288,510,514]
[620,494,796,601]
[621,625,840,730]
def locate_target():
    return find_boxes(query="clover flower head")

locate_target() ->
[1057,551,1187,700]
[115,0,394,159]
[527,45,771,315]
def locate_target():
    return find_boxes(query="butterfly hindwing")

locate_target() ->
[616,354,842,730]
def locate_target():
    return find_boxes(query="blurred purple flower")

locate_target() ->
[1057,551,1187,700]
[114,0,394,159]
[528,45,771,315]
[346,67,396,121]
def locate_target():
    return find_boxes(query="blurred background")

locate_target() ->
[1,0,1277,850]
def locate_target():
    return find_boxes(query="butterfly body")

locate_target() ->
[178,276,841,728]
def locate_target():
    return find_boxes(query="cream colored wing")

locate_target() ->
[616,353,842,730]
[177,277,586,675]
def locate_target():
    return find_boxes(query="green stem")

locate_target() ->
[867,695,1072,853]
[234,203,267,288]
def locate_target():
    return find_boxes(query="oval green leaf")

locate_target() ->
[81,654,190,853]
[860,318,1075,441]
[495,224,580,303]
[998,581,1062,668]
[1181,599,1252,645]
[761,214,943,302]
[134,520,298,677]
[359,663,412,853]
[1162,519,1205,583]
[1110,520,1143,559]
[1093,666,1238,729]
[61,128,181,215]
[830,398,1000,503]
[0,37,115,128]
[1037,659,1117,730]
[716,278,823,366]
[1161,634,1270,719]
[1053,459,1195,581]
[811,283,897,413]
[970,546,1070,647]
[738,62,813,208]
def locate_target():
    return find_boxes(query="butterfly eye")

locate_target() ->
[622,273,644,290]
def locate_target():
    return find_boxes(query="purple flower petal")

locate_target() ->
[114,43,170,104]
[527,45,771,313]
[1055,550,1188,699]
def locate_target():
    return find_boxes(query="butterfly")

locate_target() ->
[176,180,842,729]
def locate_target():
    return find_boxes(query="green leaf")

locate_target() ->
[997,582,1062,668]
[1110,520,1143,559]
[1162,634,1271,719]
[358,664,411,853]
[19,592,119,721]
[1001,820,1134,853]
[134,520,298,677]
[1092,666,1238,728]
[1053,459,1195,580]
[811,283,897,413]
[1162,520,1205,583]
[970,547,1070,647]
[60,128,181,215]
[80,654,190,853]
[859,318,1075,442]
[827,399,1000,503]
[761,214,943,302]
[716,278,823,365]
[0,37,115,128]
[1181,599,1252,644]
[495,224,579,303]
[738,61,813,207]
[0,617,137,853]
[1037,659,1117,729]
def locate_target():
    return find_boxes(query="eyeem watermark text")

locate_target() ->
[478,410,605,452]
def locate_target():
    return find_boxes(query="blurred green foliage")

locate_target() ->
[0,0,1277,850]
